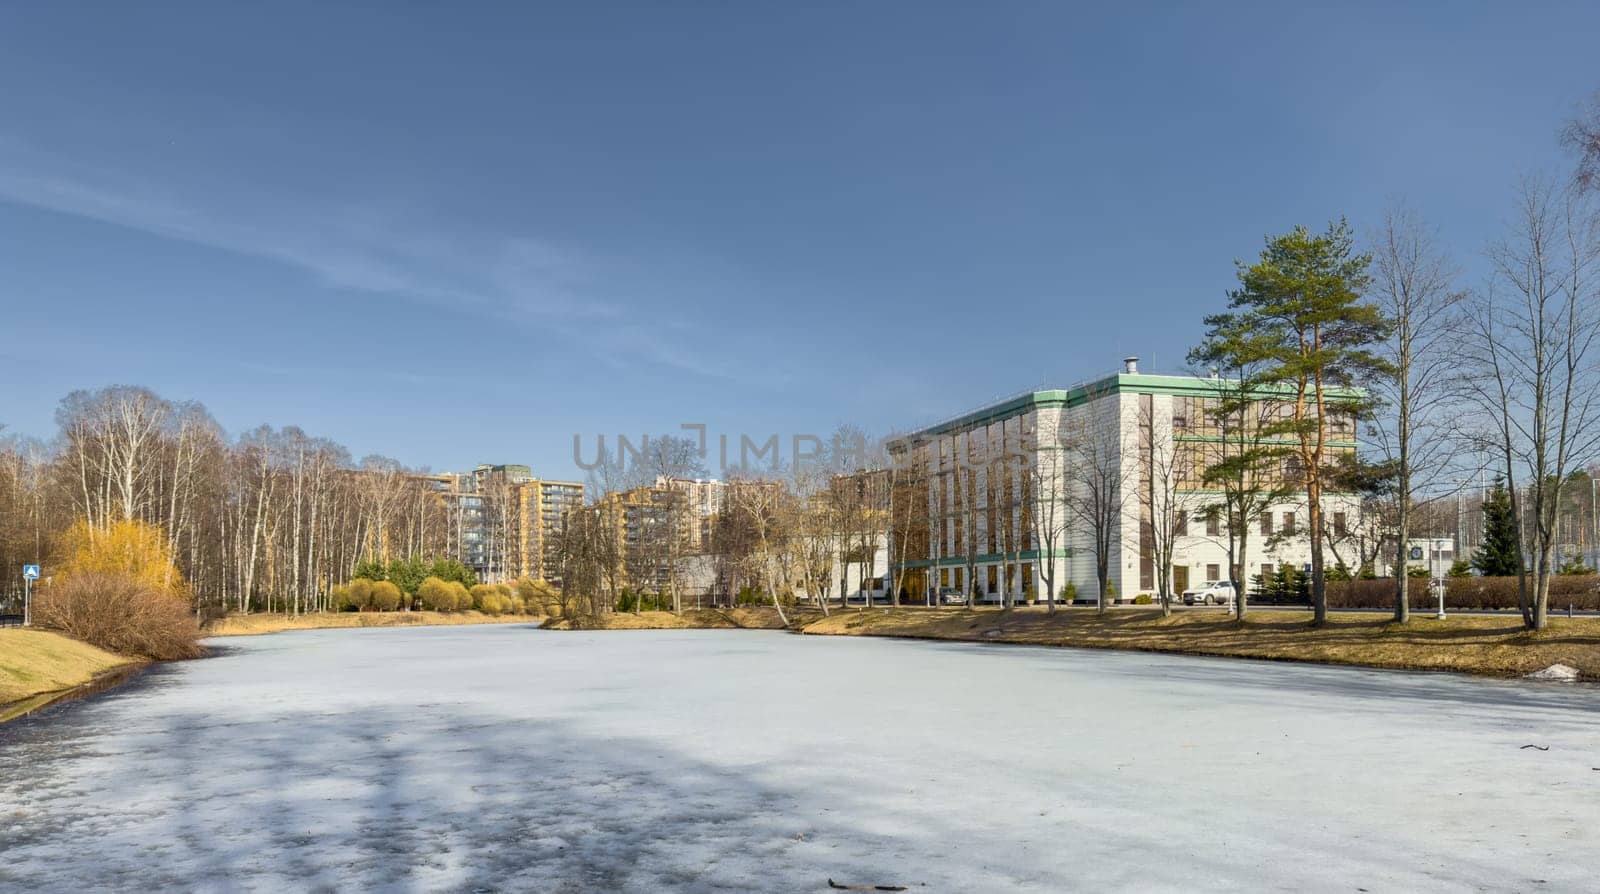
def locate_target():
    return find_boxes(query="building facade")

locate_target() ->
[655,476,727,552]
[516,479,586,584]
[413,465,583,584]
[887,359,1363,603]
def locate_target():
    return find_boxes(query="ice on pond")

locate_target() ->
[2,624,1597,892]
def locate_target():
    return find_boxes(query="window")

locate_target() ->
[1176,509,1188,537]
[1206,513,1220,536]
[1333,511,1348,538]
[1283,454,1304,484]
[1206,563,1221,581]
[1282,512,1296,534]
[1260,511,1273,536]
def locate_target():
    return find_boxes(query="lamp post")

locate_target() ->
[1432,544,1445,620]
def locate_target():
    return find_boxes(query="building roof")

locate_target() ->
[899,371,1366,442]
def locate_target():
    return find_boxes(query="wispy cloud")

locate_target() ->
[0,141,753,379]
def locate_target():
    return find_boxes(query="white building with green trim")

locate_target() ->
[886,358,1363,604]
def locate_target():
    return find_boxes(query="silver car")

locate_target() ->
[1182,580,1236,606]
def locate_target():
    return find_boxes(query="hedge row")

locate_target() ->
[332,577,540,615]
[1325,576,1600,611]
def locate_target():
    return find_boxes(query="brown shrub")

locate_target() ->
[1327,576,1600,611]
[34,572,203,660]
[1325,578,1429,609]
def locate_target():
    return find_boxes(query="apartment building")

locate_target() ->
[598,485,677,592]
[516,479,585,583]
[413,465,583,584]
[655,476,727,552]
[886,358,1363,602]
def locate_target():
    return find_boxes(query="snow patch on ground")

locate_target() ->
[1526,663,1581,682]
[2,625,1597,891]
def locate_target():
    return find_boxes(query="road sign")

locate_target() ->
[22,564,39,580]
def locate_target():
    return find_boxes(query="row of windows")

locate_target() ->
[1174,509,1347,538]
[1173,442,1356,491]
[1172,396,1357,439]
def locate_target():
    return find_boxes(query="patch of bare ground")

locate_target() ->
[203,611,538,637]
[544,607,810,631]
[799,606,1600,679]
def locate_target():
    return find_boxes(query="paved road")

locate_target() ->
[2,625,1597,891]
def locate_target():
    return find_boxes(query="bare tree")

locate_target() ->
[641,435,706,613]
[1138,397,1182,616]
[1367,204,1465,621]
[725,474,789,625]
[788,454,834,615]
[1023,411,1073,613]
[1059,386,1136,612]
[1563,90,1600,197]
[1462,176,1600,629]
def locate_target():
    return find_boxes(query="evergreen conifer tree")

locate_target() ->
[1472,478,1521,577]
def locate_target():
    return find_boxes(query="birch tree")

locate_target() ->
[1024,414,1072,613]
[1060,386,1136,613]
[1461,176,1600,630]
[1368,205,1464,621]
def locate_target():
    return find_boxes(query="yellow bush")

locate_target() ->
[447,582,470,612]
[369,581,402,611]
[469,584,499,611]
[417,576,456,611]
[515,577,559,615]
[55,519,186,599]
[346,578,374,611]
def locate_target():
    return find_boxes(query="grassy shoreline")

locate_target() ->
[203,610,539,637]
[798,607,1600,680]
[0,628,143,715]
[542,607,796,630]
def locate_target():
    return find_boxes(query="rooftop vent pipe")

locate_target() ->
[1123,356,1139,374]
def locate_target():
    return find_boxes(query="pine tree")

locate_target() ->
[1206,220,1389,624]
[1472,478,1521,577]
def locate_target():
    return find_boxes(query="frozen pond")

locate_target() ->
[2,625,1598,892]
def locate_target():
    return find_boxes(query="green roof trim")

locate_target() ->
[901,373,1367,440]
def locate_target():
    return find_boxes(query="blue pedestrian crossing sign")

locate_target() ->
[23,564,40,580]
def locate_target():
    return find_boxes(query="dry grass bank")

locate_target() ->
[0,628,140,707]
[800,607,1600,680]
[204,611,539,637]
[545,607,798,631]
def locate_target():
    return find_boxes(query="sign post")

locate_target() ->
[22,564,40,627]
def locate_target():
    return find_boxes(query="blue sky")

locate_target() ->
[2,2,1596,477]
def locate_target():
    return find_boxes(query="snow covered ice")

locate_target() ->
[2,624,1597,891]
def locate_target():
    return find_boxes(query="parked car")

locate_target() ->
[1182,580,1236,606]
[937,587,966,606]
